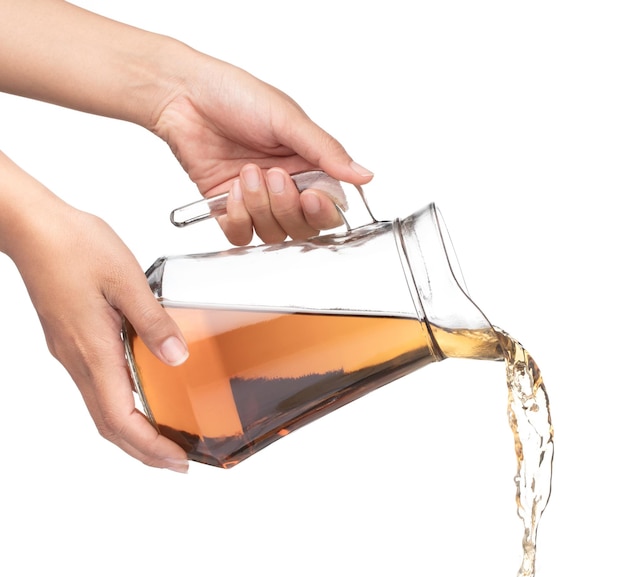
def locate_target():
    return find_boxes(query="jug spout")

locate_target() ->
[395,204,500,361]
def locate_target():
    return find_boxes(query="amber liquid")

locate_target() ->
[126,306,438,468]
[125,306,553,577]
[498,329,553,577]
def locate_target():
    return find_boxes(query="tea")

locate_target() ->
[126,306,437,467]
[125,305,553,576]
[498,329,553,577]
[430,325,553,576]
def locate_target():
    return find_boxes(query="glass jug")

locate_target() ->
[123,172,501,468]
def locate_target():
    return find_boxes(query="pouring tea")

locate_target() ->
[123,172,553,577]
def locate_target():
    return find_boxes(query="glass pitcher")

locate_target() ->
[123,172,501,468]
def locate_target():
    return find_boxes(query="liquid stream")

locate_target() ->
[126,307,554,576]
[498,329,554,577]
[432,325,554,577]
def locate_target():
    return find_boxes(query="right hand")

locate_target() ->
[150,56,373,245]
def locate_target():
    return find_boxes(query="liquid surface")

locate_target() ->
[125,307,553,576]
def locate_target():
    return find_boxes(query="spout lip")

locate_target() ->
[396,203,496,338]
[430,204,471,295]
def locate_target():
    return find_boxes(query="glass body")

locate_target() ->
[124,203,498,468]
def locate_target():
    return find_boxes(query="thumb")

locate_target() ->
[115,279,189,367]
[287,117,374,185]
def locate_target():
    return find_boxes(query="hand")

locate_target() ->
[0,1,373,246]
[151,57,373,245]
[214,164,351,245]
[0,3,375,471]
[4,185,191,473]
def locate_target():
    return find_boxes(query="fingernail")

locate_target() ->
[241,165,261,190]
[164,458,189,474]
[266,169,285,194]
[160,336,189,366]
[300,191,321,214]
[350,161,374,177]
[231,178,243,201]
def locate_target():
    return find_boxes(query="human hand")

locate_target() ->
[151,56,373,245]
[0,1,372,246]
[2,183,190,473]
[0,2,375,470]
[211,164,355,245]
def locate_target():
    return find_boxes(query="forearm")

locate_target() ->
[0,0,200,128]
[0,150,68,262]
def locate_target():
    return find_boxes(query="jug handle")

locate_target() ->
[169,170,377,231]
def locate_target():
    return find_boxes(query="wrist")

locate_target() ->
[132,38,208,132]
[0,152,68,261]
[0,1,199,130]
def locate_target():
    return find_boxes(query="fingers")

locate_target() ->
[121,292,189,368]
[299,188,344,232]
[279,115,375,186]
[77,341,190,473]
[81,293,190,472]
[97,260,191,470]
[42,275,190,473]
[10,198,191,473]
[217,164,344,246]
[69,224,190,470]
[216,178,254,246]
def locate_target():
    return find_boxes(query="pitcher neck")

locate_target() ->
[394,204,499,360]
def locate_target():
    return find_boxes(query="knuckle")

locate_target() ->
[256,228,287,244]
[95,408,127,444]
[134,303,168,330]
[288,227,319,241]
[243,191,271,214]
[218,215,253,246]
[222,224,253,246]
[270,201,301,221]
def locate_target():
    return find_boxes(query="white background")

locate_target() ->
[1,1,623,575]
